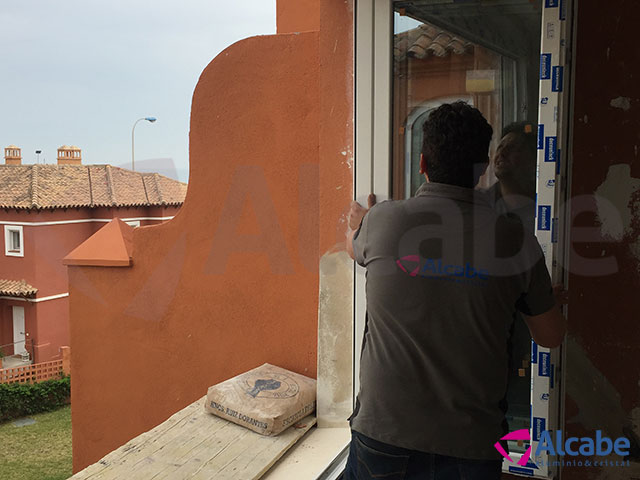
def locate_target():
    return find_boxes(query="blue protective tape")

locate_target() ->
[509,466,534,476]
[537,124,545,149]
[540,54,552,80]
[552,66,564,92]
[533,417,546,441]
[539,352,551,376]
[538,206,551,231]
[545,137,557,162]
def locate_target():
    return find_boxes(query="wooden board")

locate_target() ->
[70,396,317,480]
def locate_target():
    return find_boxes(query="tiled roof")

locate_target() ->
[0,165,187,210]
[395,24,472,60]
[0,279,37,298]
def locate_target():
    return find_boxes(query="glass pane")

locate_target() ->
[392,0,543,456]
[11,230,21,251]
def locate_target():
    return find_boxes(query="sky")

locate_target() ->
[1,0,276,183]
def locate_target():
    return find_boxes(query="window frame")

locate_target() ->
[353,1,575,478]
[4,225,24,257]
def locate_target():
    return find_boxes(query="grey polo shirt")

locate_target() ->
[483,182,536,234]
[350,182,555,460]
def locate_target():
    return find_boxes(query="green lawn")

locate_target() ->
[0,406,72,480]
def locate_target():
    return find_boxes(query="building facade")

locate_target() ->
[0,145,186,365]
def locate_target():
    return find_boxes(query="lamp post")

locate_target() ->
[131,116,157,171]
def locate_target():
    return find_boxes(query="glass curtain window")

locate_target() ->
[392,0,543,456]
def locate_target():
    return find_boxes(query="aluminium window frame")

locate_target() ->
[353,1,575,478]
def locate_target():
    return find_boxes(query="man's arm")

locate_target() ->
[524,285,568,348]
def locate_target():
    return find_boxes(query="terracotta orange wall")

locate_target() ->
[68,0,353,472]
[31,299,70,361]
[277,0,320,33]
[0,205,180,363]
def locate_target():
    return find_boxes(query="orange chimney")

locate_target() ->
[4,145,22,165]
[57,145,82,165]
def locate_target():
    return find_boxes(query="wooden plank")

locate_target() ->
[70,396,316,480]
[71,400,205,479]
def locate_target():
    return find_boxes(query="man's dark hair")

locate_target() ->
[501,121,538,153]
[421,101,493,188]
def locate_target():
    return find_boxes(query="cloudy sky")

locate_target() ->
[1,0,276,182]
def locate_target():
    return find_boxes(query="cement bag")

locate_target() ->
[204,363,316,436]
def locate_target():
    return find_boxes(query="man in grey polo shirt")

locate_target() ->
[343,102,566,480]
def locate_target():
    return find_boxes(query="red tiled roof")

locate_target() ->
[0,165,187,210]
[0,279,37,298]
[395,23,472,60]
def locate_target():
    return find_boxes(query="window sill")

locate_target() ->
[69,396,321,479]
[262,425,350,480]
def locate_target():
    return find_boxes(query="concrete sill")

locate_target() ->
[262,426,350,480]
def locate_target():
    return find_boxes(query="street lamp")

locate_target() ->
[131,116,157,171]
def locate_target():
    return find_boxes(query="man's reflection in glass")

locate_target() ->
[486,122,538,232]
[485,122,539,443]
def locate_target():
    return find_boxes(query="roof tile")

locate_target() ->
[394,23,472,60]
[0,279,38,298]
[0,165,186,210]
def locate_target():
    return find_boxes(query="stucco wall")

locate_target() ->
[68,0,353,471]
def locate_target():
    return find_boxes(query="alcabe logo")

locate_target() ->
[495,429,631,468]
[494,429,532,466]
[395,255,489,281]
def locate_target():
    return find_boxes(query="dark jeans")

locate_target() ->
[342,430,502,480]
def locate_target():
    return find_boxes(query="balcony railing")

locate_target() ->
[0,345,70,384]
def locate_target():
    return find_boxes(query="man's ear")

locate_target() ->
[420,153,430,182]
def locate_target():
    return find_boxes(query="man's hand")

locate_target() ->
[346,194,376,261]
[348,194,377,230]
